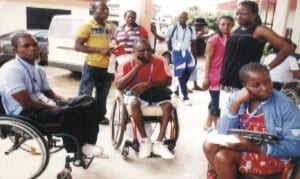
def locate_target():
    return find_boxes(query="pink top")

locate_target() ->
[207,34,227,90]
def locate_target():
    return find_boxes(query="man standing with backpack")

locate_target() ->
[151,11,197,106]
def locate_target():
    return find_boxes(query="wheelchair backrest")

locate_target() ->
[281,81,300,106]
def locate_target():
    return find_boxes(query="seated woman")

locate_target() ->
[203,62,300,179]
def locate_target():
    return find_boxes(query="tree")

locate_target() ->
[186,6,234,33]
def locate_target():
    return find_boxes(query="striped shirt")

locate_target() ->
[114,23,148,53]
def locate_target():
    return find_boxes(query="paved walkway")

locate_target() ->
[3,58,212,179]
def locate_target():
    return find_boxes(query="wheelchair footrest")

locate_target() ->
[64,153,94,170]
[124,139,139,152]
[164,139,176,151]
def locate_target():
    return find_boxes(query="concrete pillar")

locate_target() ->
[292,0,300,53]
[272,0,291,36]
[138,0,152,34]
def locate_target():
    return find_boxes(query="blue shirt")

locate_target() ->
[217,90,300,158]
[0,56,50,115]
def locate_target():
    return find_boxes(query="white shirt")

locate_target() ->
[263,54,299,83]
[165,23,196,51]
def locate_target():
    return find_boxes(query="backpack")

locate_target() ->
[167,25,193,51]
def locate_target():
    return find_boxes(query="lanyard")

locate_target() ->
[240,103,262,129]
[135,63,153,83]
[17,58,42,94]
[176,25,187,42]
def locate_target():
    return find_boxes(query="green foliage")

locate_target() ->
[186,6,234,32]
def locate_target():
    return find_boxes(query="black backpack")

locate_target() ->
[167,25,193,51]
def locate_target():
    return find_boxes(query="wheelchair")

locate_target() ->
[109,91,179,160]
[0,98,94,179]
[280,80,300,106]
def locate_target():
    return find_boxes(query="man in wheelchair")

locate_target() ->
[0,32,106,158]
[203,63,300,178]
[114,38,175,159]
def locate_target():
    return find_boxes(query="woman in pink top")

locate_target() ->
[202,16,234,130]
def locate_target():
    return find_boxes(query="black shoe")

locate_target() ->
[100,118,109,125]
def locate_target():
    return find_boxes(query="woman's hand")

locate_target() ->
[202,78,210,90]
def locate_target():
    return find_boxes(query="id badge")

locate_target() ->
[174,41,181,50]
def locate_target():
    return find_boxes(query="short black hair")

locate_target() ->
[11,32,33,48]
[239,1,262,25]
[239,62,269,84]
[123,10,136,18]
[89,0,108,15]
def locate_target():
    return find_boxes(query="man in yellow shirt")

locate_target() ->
[75,1,116,125]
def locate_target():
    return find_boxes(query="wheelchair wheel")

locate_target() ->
[110,98,127,149]
[165,108,179,151]
[9,134,64,154]
[147,107,179,151]
[0,117,50,179]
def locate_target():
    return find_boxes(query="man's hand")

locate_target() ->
[130,82,152,96]
[100,48,114,56]
[150,22,157,34]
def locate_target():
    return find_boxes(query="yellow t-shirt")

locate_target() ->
[77,18,116,68]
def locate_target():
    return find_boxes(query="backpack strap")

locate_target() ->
[188,25,193,40]
[170,25,193,40]
[169,25,177,40]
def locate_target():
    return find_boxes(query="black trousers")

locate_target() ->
[21,95,99,152]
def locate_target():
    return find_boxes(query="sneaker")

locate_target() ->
[82,144,107,158]
[152,141,175,159]
[171,94,180,103]
[139,138,152,158]
[183,99,192,106]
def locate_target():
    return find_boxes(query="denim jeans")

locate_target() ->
[78,63,113,122]
[174,68,191,100]
[208,90,221,117]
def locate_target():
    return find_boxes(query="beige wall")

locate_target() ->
[0,0,90,35]
[115,0,152,32]
[273,0,291,36]
[0,0,153,35]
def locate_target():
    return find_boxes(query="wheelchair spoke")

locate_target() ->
[0,118,50,179]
